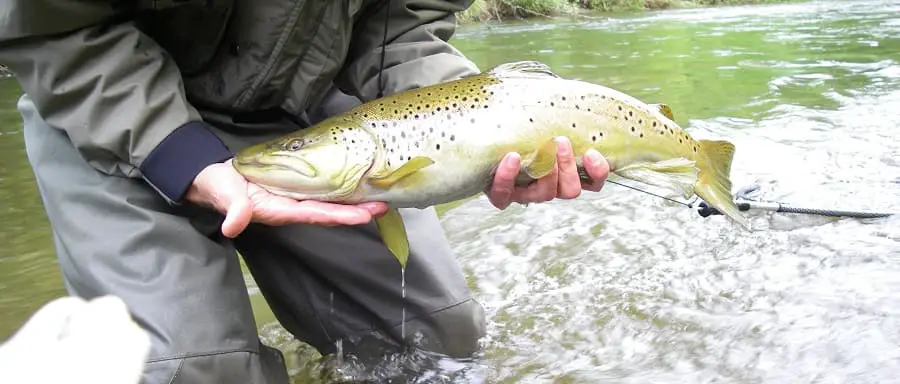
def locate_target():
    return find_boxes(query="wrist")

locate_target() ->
[139,121,234,204]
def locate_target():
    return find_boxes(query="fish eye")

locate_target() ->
[285,139,303,151]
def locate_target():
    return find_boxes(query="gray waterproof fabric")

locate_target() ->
[20,86,485,383]
[0,0,478,188]
[5,0,488,381]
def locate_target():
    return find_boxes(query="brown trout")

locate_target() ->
[233,61,749,268]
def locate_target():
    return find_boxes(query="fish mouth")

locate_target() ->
[233,152,318,183]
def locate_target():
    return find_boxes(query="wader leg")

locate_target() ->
[233,86,487,372]
[236,208,486,359]
[19,94,290,384]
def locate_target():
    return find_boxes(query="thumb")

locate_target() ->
[220,176,252,238]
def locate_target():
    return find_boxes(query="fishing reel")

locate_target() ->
[696,185,760,218]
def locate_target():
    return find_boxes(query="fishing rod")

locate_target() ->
[694,184,896,219]
[603,180,896,219]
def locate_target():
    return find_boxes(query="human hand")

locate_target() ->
[486,137,610,210]
[185,159,388,238]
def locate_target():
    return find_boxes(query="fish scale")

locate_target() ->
[233,60,748,268]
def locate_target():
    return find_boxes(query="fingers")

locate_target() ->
[249,188,379,227]
[220,173,253,238]
[582,149,610,192]
[486,152,521,210]
[508,162,558,204]
[554,137,582,199]
[358,201,390,217]
[487,137,610,211]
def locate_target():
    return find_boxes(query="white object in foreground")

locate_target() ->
[0,295,151,384]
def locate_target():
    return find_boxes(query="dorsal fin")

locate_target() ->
[650,103,675,120]
[488,61,560,79]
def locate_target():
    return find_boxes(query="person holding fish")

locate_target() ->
[0,0,610,383]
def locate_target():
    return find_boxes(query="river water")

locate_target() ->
[1,0,899,383]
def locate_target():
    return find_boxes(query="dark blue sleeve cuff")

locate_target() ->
[139,121,234,204]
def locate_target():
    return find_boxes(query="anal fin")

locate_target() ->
[615,158,699,199]
[521,139,558,179]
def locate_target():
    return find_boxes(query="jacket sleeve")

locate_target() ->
[336,0,481,101]
[0,1,234,204]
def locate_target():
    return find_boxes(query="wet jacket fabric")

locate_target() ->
[0,0,479,203]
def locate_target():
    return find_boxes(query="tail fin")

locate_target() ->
[693,139,751,230]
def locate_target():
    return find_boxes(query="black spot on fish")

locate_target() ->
[529,118,534,123]
[450,134,455,141]
[436,144,441,150]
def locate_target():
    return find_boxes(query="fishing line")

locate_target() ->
[604,179,695,208]
[604,179,896,219]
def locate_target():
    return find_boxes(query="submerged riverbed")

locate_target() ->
[2,0,900,382]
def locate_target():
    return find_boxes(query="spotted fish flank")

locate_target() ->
[233,61,748,267]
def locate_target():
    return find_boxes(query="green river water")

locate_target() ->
[2,0,900,382]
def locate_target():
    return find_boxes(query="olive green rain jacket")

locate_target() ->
[0,0,479,204]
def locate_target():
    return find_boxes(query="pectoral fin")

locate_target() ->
[521,139,558,179]
[615,158,698,199]
[369,156,434,189]
[375,208,410,268]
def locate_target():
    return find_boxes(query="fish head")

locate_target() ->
[232,122,377,200]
